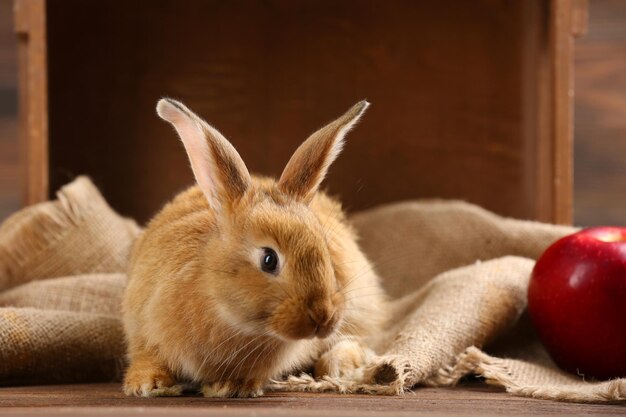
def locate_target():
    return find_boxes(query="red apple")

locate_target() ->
[528,227,626,380]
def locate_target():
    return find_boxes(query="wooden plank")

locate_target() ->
[0,0,17,88]
[13,0,582,223]
[0,0,19,221]
[572,0,589,37]
[520,0,551,224]
[549,0,576,224]
[527,0,578,224]
[43,0,558,223]
[0,116,19,221]
[14,0,48,207]
[0,383,623,416]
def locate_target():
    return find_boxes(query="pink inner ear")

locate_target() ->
[279,100,369,202]
[157,101,220,211]
[178,123,219,207]
[156,100,184,123]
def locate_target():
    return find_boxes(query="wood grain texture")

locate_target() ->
[550,0,576,224]
[5,0,621,226]
[0,0,17,87]
[0,383,623,416]
[0,0,19,221]
[39,0,573,223]
[0,116,18,219]
[5,0,623,227]
[14,0,47,206]
[571,0,589,37]
[574,0,626,226]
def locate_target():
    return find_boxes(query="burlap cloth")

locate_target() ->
[0,177,623,403]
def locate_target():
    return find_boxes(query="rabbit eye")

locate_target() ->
[260,247,279,275]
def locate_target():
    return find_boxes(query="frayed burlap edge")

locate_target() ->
[426,347,626,403]
[269,354,411,395]
[269,373,406,395]
[270,347,626,403]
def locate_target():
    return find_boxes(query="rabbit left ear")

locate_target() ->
[278,100,369,203]
[157,98,251,212]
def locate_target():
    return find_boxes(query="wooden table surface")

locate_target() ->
[0,383,622,417]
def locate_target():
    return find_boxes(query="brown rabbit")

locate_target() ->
[122,99,387,398]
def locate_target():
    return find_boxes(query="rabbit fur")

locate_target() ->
[122,99,387,398]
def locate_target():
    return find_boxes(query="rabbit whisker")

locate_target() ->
[216,332,269,382]
[226,330,273,381]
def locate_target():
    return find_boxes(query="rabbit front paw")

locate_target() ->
[123,363,182,397]
[314,339,374,379]
[202,379,264,398]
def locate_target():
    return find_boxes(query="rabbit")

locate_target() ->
[122,98,388,398]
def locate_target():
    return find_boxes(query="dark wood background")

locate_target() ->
[573,0,626,225]
[0,0,18,220]
[44,0,563,224]
[0,0,625,226]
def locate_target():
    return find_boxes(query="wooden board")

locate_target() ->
[0,383,623,416]
[14,0,47,208]
[27,0,578,224]
[0,0,19,221]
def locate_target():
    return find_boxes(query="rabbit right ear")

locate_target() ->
[156,99,251,212]
[278,100,369,203]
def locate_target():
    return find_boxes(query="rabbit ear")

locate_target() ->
[157,98,251,212]
[278,100,369,203]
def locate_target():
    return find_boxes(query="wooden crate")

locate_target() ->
[15,0,587,223]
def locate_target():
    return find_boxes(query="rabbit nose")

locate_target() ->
[307,307,337,338]
[307,307,333,326]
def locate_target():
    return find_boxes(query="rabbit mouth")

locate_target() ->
[274,311,340,341]
[268,295,344,340]
[277,307,342,340]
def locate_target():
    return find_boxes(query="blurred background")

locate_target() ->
[0,0,17,220]
[0,0,624,226]
[573,0,626,225]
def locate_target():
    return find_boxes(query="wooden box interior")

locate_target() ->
[37,0,577,223]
